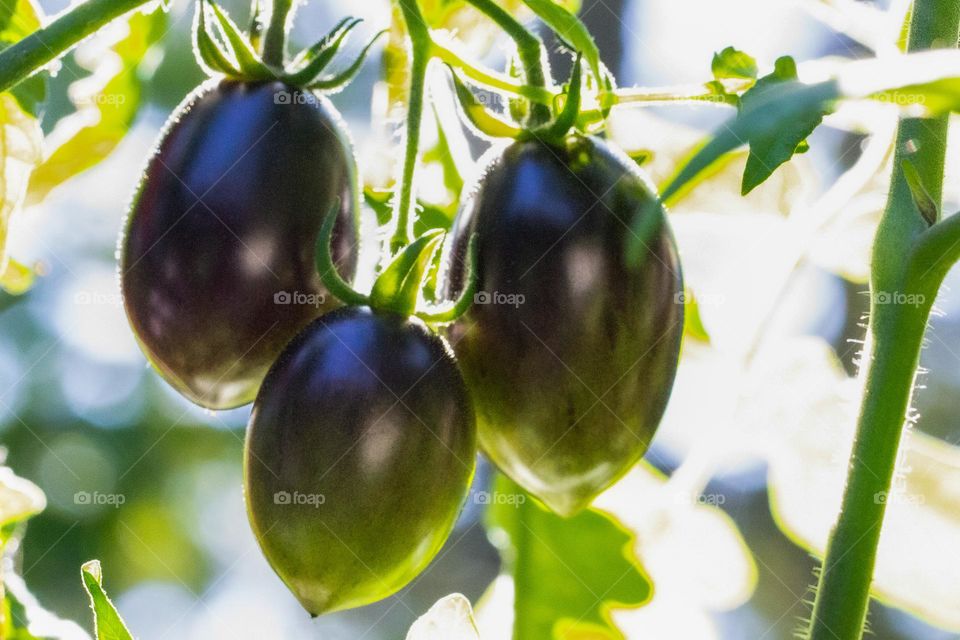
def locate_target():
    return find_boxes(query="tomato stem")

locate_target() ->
[262,0,293,67]
[0,0,154,93]
[462,0,552,126]
[805,1,960,638]
[390,0,433,254]
[432,40,555,104]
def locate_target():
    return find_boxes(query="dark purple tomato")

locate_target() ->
[442,134,683,517]
[120,79,358,409]
[244,307,476,615]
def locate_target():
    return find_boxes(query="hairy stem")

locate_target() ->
[806,1,960,638]
[464,0,551,125]
[262,0,293,67]
[0,0,153,93]
[390,0,433,253]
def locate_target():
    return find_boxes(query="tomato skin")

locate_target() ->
[442,135,683,517]
[244,307,476,615]
[120,80,358,410]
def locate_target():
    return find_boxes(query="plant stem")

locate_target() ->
[391,0,433,253]
[464,0,551,126]
[262,0,293,67]
[432,40,554,104]
[806,1,960,638]
[0,0,153,93]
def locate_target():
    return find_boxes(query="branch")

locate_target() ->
[0,0,154,93]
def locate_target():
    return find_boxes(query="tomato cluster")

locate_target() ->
[120,76,682,615]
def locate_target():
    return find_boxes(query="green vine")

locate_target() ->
[0,0,153,92]
[805,0,960,638]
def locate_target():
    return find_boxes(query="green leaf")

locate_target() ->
[285,17,360,85]
[26,5,166,205]
[448,67,522,139]
[80,561,134,640]
[0,94,42,284]
[0,0,45,117]
[486,475,651,640]
[193,0,243,76]
[681,288,710,344]
[650,49,960,227]
[739,56,825,195]
[711,46,758,81]
[206,1,271,79]
[369,230,444,316]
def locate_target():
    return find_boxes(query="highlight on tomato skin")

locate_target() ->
[441,134,684,518]
[120,79,360,411]
[243,306,477,616]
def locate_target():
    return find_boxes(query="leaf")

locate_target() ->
[681,288,710,344]
[0,0,44,117]
[205,1,271,79]
[448,66,523,139]
[25,5,166,205]
[631,49,960,259]
[0,93,42,280]
[593,466,757,637]
[711,46,758,81]
[739,56,825,195]
[406,594,479,640]
[80,561,134,640]
[486,475,651,640]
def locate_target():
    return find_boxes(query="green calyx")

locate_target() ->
[316,201,479,323]
[192,0,385,90]
[450,52,588,146]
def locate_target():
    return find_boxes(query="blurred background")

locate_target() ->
[4,0,960,638]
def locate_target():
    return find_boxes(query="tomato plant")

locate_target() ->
[0,0,958,639]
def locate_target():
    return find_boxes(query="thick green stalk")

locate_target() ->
[806,1,960,638]
[463,0,551,125]
[390,0,433,253]
[0,0,153,92]
[262,0,293,67]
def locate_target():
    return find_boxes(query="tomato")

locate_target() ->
[442,135,683,517]
[244,306,476,615]
[120,79,358,410]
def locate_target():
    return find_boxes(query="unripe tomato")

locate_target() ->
[244,307,476,615]
[121,80,358,409]
[442,135,683,516]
